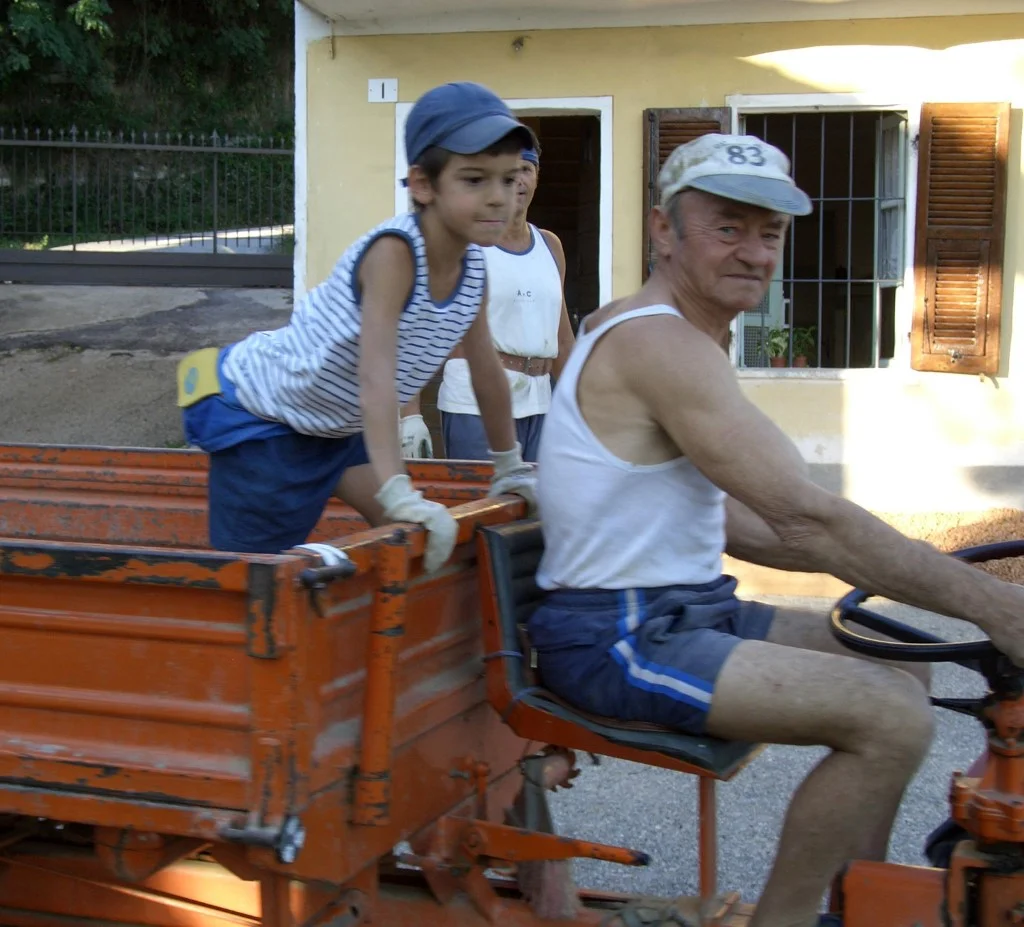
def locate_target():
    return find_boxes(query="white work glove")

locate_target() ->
[400,414,433,459]
[375,474,457,573]
[488,443,538,513]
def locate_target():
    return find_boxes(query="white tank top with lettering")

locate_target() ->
[438,224,562,419]
[536,305,727,591]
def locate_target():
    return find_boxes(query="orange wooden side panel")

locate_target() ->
[0,444,494,549]
[0,546,262,811]
[0,443,531,887]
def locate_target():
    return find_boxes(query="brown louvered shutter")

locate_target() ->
[911,102,1009,374]
[642,108,730,280]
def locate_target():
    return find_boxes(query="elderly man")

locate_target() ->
[527,133,1024,927]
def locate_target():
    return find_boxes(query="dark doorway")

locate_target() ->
[520,114,602,332]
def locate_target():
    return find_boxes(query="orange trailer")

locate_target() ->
[0,442,1020,926]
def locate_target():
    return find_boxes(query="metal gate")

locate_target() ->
[0,127,293,287]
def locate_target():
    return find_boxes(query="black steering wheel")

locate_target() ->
[830,541,1024,686]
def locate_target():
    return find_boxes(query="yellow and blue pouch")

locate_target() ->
[177,347,223,409]
[177,346,291,453]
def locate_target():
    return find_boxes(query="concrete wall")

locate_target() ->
[298,13,1024,513]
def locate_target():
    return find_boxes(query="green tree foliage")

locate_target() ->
[0,0,294,133]
[1,1,113,95]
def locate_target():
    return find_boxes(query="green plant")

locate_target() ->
[792,325,817,359]
[0,0,296,135]
[758,326,789,359]
[272,232,295,255]
[1,0,113,91]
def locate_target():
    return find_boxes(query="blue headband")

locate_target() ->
[521,148,539,165]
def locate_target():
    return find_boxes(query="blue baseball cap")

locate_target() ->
[405,82,534,166]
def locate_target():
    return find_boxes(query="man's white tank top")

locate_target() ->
[438,225,562,419]
[536,305,727,591]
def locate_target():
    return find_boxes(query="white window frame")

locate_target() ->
[725,92,921,376]
[877,113,908,287]
[395,95,614,306]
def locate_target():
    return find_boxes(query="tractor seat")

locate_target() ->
[477,519,761,781]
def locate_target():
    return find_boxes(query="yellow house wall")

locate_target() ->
[304,14,1024,512]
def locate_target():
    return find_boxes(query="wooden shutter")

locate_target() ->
[642,108,729,281]
[911,102,1009,374]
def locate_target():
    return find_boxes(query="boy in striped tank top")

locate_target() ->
[176,82,537,571]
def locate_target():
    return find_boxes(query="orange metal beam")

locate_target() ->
[352,531,410,827]
[837,860,943,927]
[699,777,717,902]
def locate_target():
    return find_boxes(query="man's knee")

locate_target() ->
[848,665,935,764]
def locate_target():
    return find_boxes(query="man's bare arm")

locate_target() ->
[625,315,1024,655]
[724,496,818,572]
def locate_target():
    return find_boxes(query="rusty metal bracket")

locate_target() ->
[299,560,356,590]
[296,542,357,591]
[246,562,283,659]
[460,819,651,867]
[219,814,306,865]
[295,542,358,618]
[399,814,649,925]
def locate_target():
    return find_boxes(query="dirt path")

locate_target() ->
[0,284,292,447]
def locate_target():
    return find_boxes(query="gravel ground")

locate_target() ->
[0,284,292,447]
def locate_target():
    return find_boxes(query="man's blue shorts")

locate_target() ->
[526,576,775,735]
[182,348,369,553]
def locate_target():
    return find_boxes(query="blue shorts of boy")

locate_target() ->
[182,347,369,553]
[441,411,545,462]
[527,576,775,735]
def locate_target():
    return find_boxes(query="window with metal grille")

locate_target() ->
[735,111,907,370]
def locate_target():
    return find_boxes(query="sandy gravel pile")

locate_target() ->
[880,509,1024,583]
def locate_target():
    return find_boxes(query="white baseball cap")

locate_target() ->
[659,133,813,216]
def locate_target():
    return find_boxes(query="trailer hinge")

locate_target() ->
[219,814,306,865]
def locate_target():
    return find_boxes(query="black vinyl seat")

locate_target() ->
[478,519,760,780]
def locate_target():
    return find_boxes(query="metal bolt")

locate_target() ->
[277,816,306,865]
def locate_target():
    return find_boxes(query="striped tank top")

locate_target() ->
[223,212,486,438]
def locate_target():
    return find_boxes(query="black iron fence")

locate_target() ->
[0,127,294,286]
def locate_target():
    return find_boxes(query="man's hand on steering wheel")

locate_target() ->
[986,622,1024,670]
[831,540,1024,684]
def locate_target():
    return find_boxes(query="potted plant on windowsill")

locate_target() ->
[792,326,817,368]
[759,326,790,367]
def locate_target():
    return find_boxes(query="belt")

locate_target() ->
[497,352,554,376]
